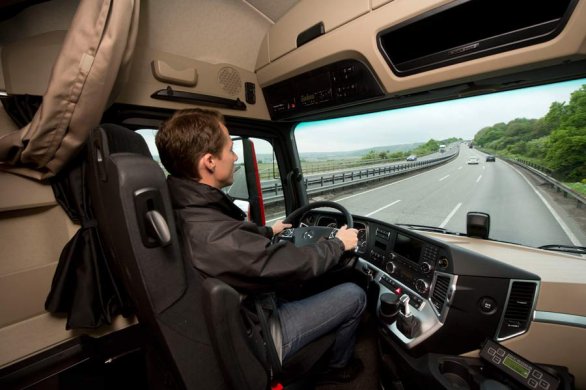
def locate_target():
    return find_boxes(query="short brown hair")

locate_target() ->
[155,108,226,179]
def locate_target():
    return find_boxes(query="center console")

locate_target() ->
[357,223,457,348]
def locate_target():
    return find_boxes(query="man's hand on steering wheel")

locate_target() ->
[335,225,359,251]
[271,220,292,236]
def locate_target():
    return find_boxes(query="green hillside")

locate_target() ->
[473,85,586,182]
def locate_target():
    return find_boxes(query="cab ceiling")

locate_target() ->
[0,0,299,72]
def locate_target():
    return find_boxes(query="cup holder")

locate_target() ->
[439,360,477,390]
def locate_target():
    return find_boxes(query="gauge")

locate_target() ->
[327,222,338,228]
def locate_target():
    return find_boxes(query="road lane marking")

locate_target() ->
[439,175,450,181]
[476,175,482,183]
[440,203,462,228]
[458,166,462,170]
[366,200,401,217]
[508,164,582,246]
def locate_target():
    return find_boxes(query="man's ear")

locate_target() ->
[201,152,215,173]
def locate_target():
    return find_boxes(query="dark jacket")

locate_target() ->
[167,176,345,293]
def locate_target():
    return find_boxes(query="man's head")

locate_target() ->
[156,108,238,189]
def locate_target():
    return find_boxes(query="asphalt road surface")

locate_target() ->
[329,145,585,249]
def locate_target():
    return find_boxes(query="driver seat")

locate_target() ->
[85,123,335,389]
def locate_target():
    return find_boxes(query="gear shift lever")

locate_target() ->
[397,294,419,338]
[399,294,411,316]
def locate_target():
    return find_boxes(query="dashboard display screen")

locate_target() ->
[394,233,424,263]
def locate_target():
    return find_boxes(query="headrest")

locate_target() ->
[99,123,152,158]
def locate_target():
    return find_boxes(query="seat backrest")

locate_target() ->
[86,124,227,389]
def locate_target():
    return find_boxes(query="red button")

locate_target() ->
[395,287,402,295]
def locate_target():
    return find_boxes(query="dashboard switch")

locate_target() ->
[479,297,497,314]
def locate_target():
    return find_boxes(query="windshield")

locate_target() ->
[293,79,586,250]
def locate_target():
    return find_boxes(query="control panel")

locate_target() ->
[262,59,383,120]
[366,226,450,300]
[480,339,560,389]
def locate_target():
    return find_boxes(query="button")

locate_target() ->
[532,371,542,379]
[394,287,402,295]
[488,347,496,356]
[479,297,497,314]
[528,378,538,388]
[492,356,501,364]
[496,349,505,357]
[539,380,550,389]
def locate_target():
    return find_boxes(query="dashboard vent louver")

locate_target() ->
[497,281,538,340]
[431,274,450,313]
[376,228,391,240]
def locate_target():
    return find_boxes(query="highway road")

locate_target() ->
[324,145,586,249]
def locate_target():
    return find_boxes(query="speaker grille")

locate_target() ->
[218,67,242,96]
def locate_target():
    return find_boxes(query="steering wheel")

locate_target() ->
[276,201,357,269]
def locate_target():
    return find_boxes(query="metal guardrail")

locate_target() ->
[261,151,459,204]
[505,157,585,208]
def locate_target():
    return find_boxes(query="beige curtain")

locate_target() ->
[0,0,140,179]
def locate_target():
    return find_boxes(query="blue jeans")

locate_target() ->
[278,282,367,368]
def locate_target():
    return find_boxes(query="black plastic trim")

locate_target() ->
[377,0,579,77]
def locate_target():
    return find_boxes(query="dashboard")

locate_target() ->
[299,210,541,356]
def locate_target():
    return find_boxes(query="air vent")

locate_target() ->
[431,274,451,314]
[497,281,538,340]
[376,228,391,240]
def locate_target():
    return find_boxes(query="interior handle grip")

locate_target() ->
[145,210,171,247]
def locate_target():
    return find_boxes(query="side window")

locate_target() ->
[135,129,284,225]
[228,137,284,224]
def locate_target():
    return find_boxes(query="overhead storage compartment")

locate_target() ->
[378,0,579,76]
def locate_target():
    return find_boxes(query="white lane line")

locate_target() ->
[458,166,462,170]
[439,175,450,181]
[440,203,462,228]
[366,200,401,217]
[483,165,486,170]
[476,175,482,183]
[508,164,583,246]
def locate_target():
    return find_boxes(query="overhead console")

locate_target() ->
[378,0,579,76]
[262,59,383,120]
[257,0,586,117]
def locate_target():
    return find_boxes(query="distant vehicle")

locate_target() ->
[469,143,474,149]
[406,155,417,161]
[439,144,446,153]
[486,155,496,162]
[467,156,480,165]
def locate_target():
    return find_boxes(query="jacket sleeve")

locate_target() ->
[184,219,345,292]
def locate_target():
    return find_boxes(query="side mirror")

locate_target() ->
[467,212,490,239]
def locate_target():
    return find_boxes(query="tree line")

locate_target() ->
[361,137,461,161]
[473,84,586,182]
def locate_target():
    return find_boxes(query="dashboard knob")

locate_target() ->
[420,262,433,274]
[438,257,449,269]
[385,261,396,274]
[415,279,429,294]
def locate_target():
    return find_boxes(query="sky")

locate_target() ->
[295,78,585,153]
[138,78,585,157]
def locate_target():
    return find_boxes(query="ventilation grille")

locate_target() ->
[218,67,242,96]
[376,228,391,240]
[431,274,450,313]
[497,281,538,340]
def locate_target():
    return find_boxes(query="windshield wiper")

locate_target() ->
[396,223,463,236]
[538,244,586,256]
